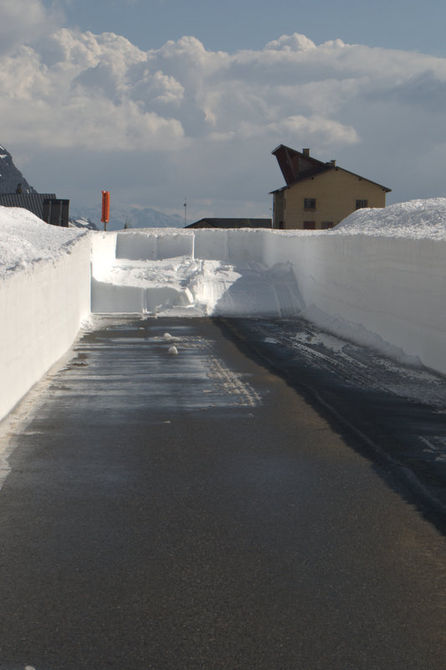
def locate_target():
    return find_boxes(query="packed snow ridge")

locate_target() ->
[335,198,446,239]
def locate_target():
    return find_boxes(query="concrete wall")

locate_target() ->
[0,235,91,421]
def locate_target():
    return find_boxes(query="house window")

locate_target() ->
[304,221,316,230]
[320,221,334,229]
[356,199,368,209]
[304,198,316,210]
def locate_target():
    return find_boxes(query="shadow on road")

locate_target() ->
[215,317,446,535]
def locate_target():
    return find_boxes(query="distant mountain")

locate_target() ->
[71,205,184,231]
[0,146,36,195]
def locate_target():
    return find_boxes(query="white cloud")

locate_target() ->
[265,33,317,51]
[2,28,446,215]
[0,0,53,55]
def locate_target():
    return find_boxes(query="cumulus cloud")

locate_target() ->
[265,33,317,51]
[2,27,446,214]
[0,0,54,55]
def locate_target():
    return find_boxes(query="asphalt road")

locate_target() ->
[0,317,445,670]
[221,317,446,525]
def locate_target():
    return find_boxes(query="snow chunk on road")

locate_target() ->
[335,198,446,239]
[0,206,88,277]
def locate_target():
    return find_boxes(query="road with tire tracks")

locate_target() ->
[0,317,445,670]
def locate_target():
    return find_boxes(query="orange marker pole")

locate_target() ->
[101,190,110,231]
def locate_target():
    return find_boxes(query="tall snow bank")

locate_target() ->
[0,207,91,420]
[263,199,446,374]
[264,234,446,374]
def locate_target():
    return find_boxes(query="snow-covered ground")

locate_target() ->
[0,206,88,277]
[335,198,446,239]
[1,199,446,422]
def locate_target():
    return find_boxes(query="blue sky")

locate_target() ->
[2,0,446,221]
[47,0,446,57]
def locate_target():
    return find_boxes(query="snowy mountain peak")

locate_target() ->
[0,146,36,195]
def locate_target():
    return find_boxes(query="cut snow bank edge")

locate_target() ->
[0,235,91,420]
[263,232,446,374]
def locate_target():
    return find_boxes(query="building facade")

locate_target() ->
[271,145,391,230]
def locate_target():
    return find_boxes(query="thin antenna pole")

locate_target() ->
[184,197,187,226]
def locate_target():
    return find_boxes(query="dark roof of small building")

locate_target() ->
[0,193,57,219]
[271,144,391,193]
[186,218,272,229]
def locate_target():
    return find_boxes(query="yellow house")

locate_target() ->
[271,145,391,229]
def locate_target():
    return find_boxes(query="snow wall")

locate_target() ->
[2,223,444,423]
[92,229,446,375]
[263,232,446,375]
[0,235,91,420]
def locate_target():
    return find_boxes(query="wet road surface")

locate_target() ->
[0,317,445,670]
[223,317,446,522]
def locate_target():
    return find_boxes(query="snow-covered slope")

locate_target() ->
[69,216,99,231]
[0,146,35,194]
[0,206,88,277]
[335,198,446,239]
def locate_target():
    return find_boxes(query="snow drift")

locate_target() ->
[335,198,446,239]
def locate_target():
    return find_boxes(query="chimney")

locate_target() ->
[302,148,310,157]
[330,160,336,167]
